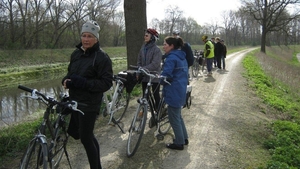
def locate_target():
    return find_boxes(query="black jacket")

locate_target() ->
[62,42,113,112]
[181,42,194,67]
[214,42,224,57]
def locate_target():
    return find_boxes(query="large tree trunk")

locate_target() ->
[124,0,147,69]
[261,21,267,53]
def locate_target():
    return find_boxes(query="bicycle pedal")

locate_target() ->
[155,133,164,140]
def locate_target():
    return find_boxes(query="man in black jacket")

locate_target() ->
[214,37,224,70]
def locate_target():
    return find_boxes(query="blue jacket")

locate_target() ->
[161,49,188,108]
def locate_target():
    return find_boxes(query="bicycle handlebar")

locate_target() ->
[113,74,127,82]
[18,85,85,115]
[129,65,171,85]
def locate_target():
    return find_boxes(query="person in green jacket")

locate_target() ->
[202,35,215,76]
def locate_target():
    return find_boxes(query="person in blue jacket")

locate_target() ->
[161,36,189,150]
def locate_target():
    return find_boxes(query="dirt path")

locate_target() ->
[2,48,271,169]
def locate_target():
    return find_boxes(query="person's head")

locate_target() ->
[211,37,215,42]
[201,35,208,42]
[221,39,225,44]
[215,37,221,42]
[172,30,180,38]
[163,36,184,54]
[81,20,100,49]
[144,28,159,43]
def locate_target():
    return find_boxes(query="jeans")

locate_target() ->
[221,55,226,69]
[206,58,214,73]
[167,106,188,145]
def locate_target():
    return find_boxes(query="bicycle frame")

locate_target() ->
[102,75,128,133]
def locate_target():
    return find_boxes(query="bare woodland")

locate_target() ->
[0,0,300,54]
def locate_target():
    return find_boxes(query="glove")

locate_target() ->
[70,74,87,88]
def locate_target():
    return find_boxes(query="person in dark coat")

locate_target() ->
[137,28,162,110]
[62,20,113,169]
[214,37,224,70]
[221,39,227,70]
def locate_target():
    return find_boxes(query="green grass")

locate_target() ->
[242,46,300,169]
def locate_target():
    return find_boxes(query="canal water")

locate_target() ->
[0,67,127,128]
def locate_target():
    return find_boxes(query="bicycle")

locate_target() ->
[101,71,134,133]
[18,85,84,169]
[126,66,171,157]
[191,50,205,78]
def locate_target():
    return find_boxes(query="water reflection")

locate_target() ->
[0,67,126,128]
[0,78,64,128]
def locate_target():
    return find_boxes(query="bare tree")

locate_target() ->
[241,0,300,53]
[165,5,183,35]
[124,0,147,69]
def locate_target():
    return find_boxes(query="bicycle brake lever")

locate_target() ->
[69,101,85,115]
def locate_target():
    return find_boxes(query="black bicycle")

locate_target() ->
[126,66,171,157]
[18,85,85,169]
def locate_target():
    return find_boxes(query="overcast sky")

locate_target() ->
[146,0,241,25]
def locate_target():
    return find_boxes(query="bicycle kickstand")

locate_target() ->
[111,117,125,134]
[64,146,73,169]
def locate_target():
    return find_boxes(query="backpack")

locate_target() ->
[182,43,194,67]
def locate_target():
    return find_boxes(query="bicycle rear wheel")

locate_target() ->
[158,102,171,134]
[192,61,199,78]
[113,84,130,122]
[20,138,49,169]
[126,103,147,157]
[49,118,69,168]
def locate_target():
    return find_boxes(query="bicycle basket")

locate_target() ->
[118,70,138,93]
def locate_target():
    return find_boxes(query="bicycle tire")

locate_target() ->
[158,102,171,134]
[20,138,49,169]
[126,104,147,157]
[49,118,69,169]
[113,84,130,122]
[192,61,199,78]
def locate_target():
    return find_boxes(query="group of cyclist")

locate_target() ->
[62,20,191,168]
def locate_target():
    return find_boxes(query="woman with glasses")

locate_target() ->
[137,28,162,114]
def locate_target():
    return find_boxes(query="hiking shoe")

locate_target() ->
[166,143,184,150]
[173,139,189,145]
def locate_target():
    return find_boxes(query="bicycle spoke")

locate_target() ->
[113,85,130,122]
[126,105,147,157]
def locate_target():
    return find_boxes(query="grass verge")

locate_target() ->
[242,46,300,169]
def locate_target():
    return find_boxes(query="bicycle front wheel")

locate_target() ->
[49,119,69,169]
[126,103,147,157]
[114,85,130,122]
[20,138,49,169]
[192,61,199,78]
[158,102,171,134]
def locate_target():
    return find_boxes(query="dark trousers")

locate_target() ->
[68,110,102,169]
[216,56,222,69]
